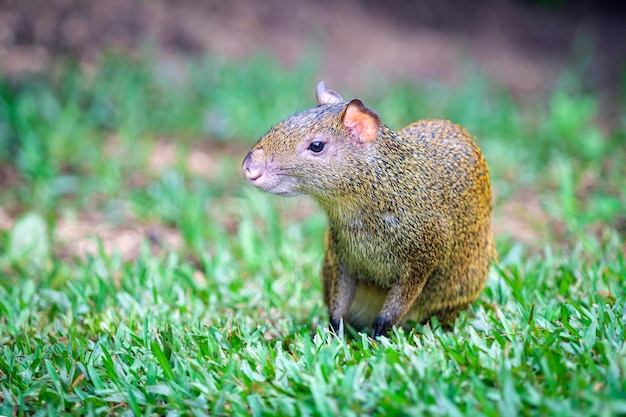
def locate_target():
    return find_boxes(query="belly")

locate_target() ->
[346,283,387,330]
[346,283,428,331]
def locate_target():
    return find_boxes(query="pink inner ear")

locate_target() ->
[343,100,380,143]
[344,119,360,138]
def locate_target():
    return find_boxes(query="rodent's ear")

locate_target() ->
[316,81,344,105]
[342,99,381,144]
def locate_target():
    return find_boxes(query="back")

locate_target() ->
[401,118,494,255]
[400,119,490,208]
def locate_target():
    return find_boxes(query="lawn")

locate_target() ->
[0,53,625,416]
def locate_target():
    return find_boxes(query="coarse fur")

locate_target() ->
[242,81,495,337]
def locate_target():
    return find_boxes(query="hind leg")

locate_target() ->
[420,304,465,329]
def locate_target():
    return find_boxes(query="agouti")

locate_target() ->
[242,81,495,337]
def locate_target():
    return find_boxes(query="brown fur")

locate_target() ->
[242,82,495,337]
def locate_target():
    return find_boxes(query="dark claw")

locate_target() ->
[373,317,392,338]
[329,318,342,335]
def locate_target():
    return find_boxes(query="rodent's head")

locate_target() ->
[242,81,381,200]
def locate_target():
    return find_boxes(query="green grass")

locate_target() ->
[0,52,625,415]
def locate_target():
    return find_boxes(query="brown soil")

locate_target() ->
[54,214,184,261]
[2,0,625,96]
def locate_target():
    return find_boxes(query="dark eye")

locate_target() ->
[308,141,326,153]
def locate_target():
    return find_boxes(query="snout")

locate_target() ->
[242,149,270,189]
[242,151,263,182]
[241,147,299,196]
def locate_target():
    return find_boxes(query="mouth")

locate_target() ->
[269,187,302,197]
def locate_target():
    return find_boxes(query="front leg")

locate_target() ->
[372,271,429,338]
[328,265,357,333]
[322,231,357,334]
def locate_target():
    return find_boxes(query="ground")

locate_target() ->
[2,0,625,96]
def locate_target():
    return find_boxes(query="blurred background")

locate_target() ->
[0,0,625,264]
[3,0,626,96]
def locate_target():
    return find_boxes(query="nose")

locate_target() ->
[242,152,263,182]
[244,165,263,182]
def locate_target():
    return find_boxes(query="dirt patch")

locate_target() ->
[54,213,184,261]
[148,139,248,178]
[493,190,552,246]
[148,140,212,179]
[0,207,14,231]
[0,164,20,190]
